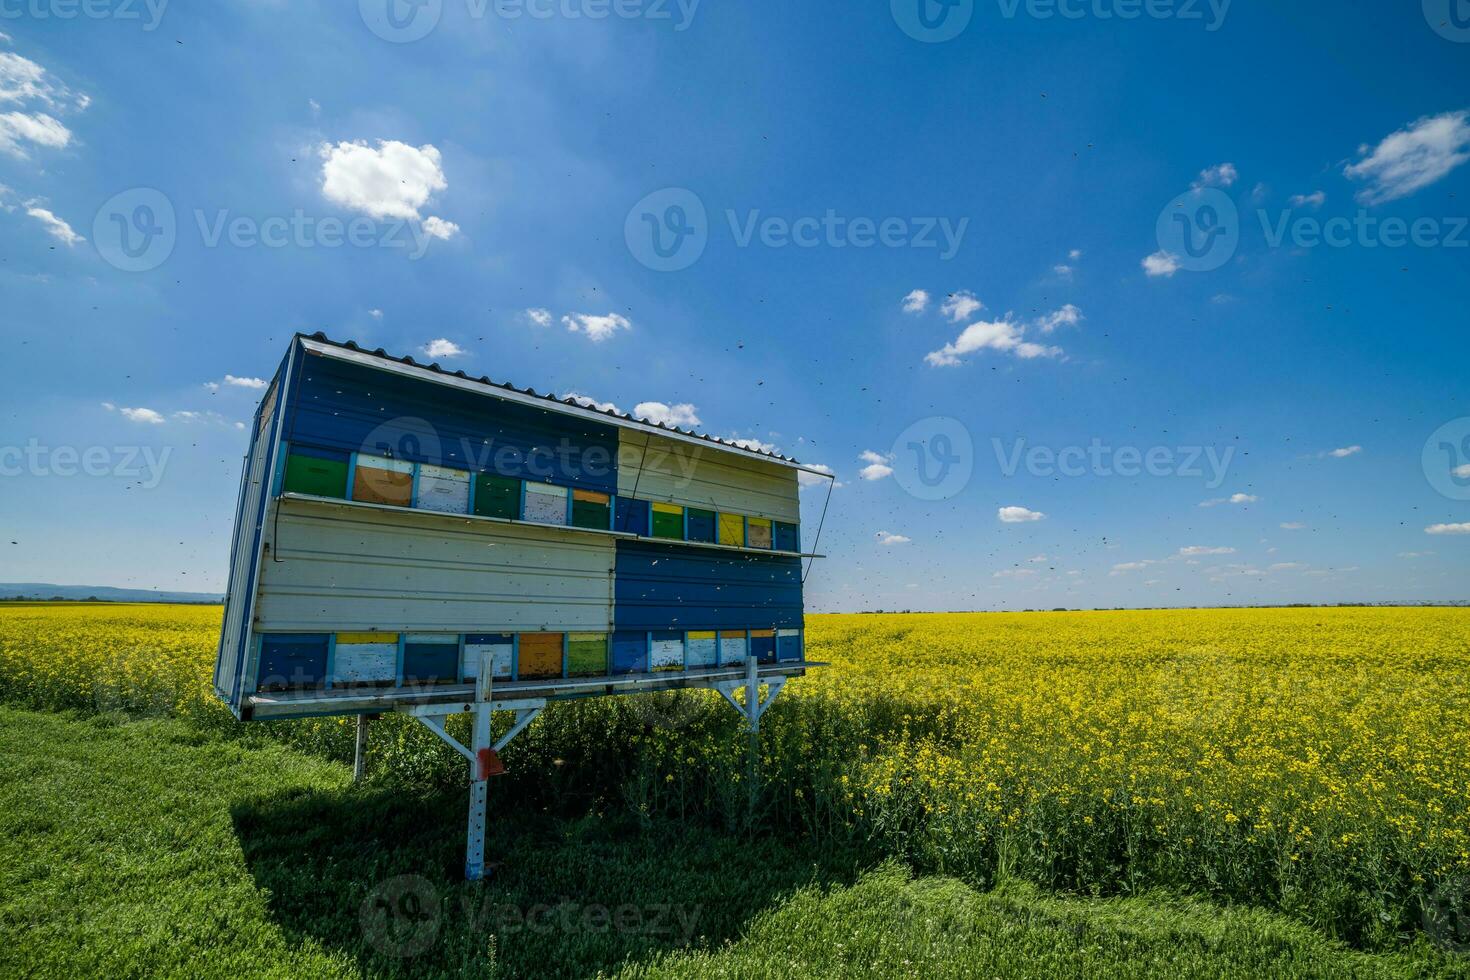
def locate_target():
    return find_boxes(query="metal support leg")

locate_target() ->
[745,656,760,818]
[353,714,369,783]
[465,650,493,882]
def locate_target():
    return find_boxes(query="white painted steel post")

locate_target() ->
[353,714,369,782]
[745,655,760,820]
[465,648,493,881]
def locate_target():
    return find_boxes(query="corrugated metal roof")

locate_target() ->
[297,332,804,467]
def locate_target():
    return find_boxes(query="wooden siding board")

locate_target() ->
[612,540,803,633]
[256,497,616,633]
[291,353,620,493]
[617,432,799,523]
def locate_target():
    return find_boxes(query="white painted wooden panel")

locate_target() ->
[686,633,717,668]
[333,643,397,684]
[523,482,569,525]
[463,642,514,681]
[651,637,684,671]
[257,496,615,633]
[417,464,470,515]
[719,633,748,665]
[618,433,799,523]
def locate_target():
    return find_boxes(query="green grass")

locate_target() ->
[2,707,1465,978]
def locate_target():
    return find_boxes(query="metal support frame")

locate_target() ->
[353,714,370,782]
[713,655,787,733]
[388,651,550,881]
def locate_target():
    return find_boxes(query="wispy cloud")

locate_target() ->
[1426,523,1470,535]
[901,289,930,314]
[1193,162,1238,189]
[875,530,911,546]
[24,205,81,245]
[1142,251,1181,278]
[1345,110,1470,205]
[858,450,894,481]
[998,506,1045,524]
[939,290,983,323]
[563,312,632,342]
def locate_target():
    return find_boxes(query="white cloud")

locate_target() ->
[858,450,893,481]
[1345,110,1470,205]
[565,392,621,414]
[318,139,455,233]
[875,531,911,546]
[1326,445,1363,458]
[1455,464,1470,479]
[1193,162,1238,189]
[939,290,983,323]
[211,375,267,390]
[1068,249,1082,260]
[1110,560,1158,575]
[1027,554,1048,563]
[1035,304,1082,334]
[1053,264,1073,279]
[925,313,1065,367]
[0,111,71,157]
[524,307,552,327]
[0,51,82,159]
[994,568,1037,579]
[998,506,1045,524]
[1280,522,1306,531]
[1199,492,1258,507]
[1142,251,1181,278]
[24,205,81,245]
[729,436,779,454]
[798,463,839,488]
[422,338,465,359]
[113,406,164,425]
[421,215,459,240]
[1288,191,1326,209]
[1268,562,1307,572]
[1179,545,1236,556]
[635,401,700,427]
[563,312,632,342]
[901,289,930,314]
[368,308,383,319]
[1426,523,1470,535]
[1399,551,1433,559]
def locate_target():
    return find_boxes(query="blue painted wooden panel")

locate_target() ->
[404,639,459,685]
[777,629,803,663]
[774,521,800,553]
[288,353,620,494]
[611,631,648,675]
[686,508,716,544]
[614,497,650,536]
[257,634,329,691]
[613,541,803,632]
[751,630,777,665]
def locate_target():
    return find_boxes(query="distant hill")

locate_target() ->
[0,584,223,605]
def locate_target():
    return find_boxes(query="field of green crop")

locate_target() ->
[2,602,1468,977]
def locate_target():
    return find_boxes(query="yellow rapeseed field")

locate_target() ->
[1,602,1467,949]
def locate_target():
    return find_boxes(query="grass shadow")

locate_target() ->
[230,782,869,978]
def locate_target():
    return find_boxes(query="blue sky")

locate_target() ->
[1,0,1467,609]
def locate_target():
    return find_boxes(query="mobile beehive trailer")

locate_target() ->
[213,333,828,879]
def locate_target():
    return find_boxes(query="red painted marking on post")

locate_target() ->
[478,748,507,779]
